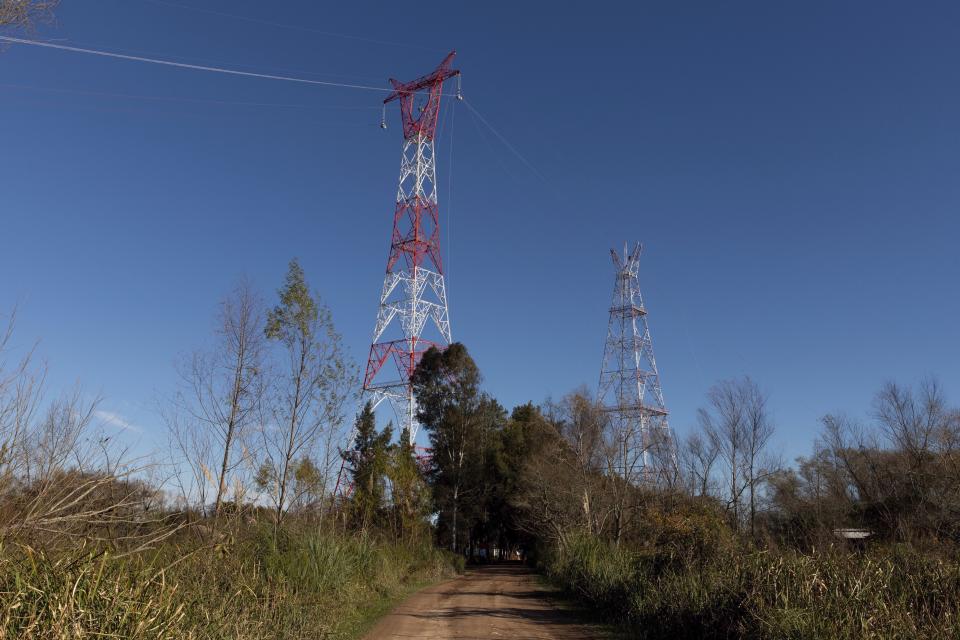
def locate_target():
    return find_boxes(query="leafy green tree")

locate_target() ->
[260,258,352,527]
[386,426,431,542]
[490,403,560,554]
[344,402,392,533]
[412,343,504,553]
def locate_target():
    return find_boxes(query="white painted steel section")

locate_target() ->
[365,133,452,444]
[598,243,676,484]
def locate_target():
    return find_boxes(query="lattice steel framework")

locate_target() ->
[598,243,676,483]
[362,52,459,443]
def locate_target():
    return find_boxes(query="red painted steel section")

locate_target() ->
[384,50,459,141]
[363,52,458,395]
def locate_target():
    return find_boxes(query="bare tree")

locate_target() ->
[742,379,777,536]
[168,281,265,519]
[699,379,746,528]
[699,376,776,534]
[543,389,611,538]
[0,308,44,489]
[874,378,950,459]
[681,431,720,497]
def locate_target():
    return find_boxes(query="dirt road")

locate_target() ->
[363,563,607,640]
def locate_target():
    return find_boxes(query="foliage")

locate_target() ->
[412,343,506,553]
[260,258,353,526]
[385,426,432,543]
[343,402,392,533]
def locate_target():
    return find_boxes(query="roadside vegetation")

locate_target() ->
[526,379,960,639]
[0,261,461,639]
[1,259,958,639]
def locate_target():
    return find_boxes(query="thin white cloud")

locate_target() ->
[95,410,142,433]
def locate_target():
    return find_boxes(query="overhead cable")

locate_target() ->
[0,35,392,92]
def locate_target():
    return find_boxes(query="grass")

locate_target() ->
[543,534,960,639]
[0,525,461,639]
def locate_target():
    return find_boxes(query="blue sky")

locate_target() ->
[1,1,958,462]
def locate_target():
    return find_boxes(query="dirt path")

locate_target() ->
[363,563,607,640]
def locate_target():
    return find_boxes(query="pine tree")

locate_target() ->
[388,426,430,542]
[345,402,392,533]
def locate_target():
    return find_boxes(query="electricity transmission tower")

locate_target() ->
[362,52,460,444]
[598,243,676,484]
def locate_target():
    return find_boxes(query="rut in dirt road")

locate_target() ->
[363,563,608,640]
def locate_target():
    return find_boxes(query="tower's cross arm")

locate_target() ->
[384,51,460,139]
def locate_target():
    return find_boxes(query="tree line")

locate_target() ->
[350,339,960,557]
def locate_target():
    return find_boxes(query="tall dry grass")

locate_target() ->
[0,526,461,639]
[545,533,960,639]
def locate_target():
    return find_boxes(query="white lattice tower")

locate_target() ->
[598,243,676,483]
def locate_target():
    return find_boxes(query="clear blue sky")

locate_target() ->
[1,1,958,462]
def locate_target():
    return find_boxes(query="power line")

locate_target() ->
[0,82,381,109]
[462,98,548,183]
[55,35,387,85]
[0,35,393,92]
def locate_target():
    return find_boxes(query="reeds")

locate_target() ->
[545,534,960,639]
[0,528,460,639]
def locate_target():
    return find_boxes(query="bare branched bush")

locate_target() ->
[0,0,59,32]
[0,309,182,550]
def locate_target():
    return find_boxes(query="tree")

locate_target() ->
[0,0,58,32]
[386,425,431,542]
[681,431,720,498]
[343,402,391,533]
[743,379,777,536]
[490,403,559,555]
[699,377,776,535]
[0,308,42,491]
[803,379,960,542]
[168,280,265,519]
[508,398,601,546]
[412,343,501,553]
[550,390,611,538]
[259,259,352,526]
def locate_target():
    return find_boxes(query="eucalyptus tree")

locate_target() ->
[259,259,352,526]
[412,343,503,552]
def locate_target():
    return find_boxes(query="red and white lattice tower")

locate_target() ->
[598,243,676,483]
[362,52,460,444]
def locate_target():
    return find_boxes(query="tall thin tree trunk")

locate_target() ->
[451,483,459,552]
[276,349,307,529]
[214,346,246,519]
